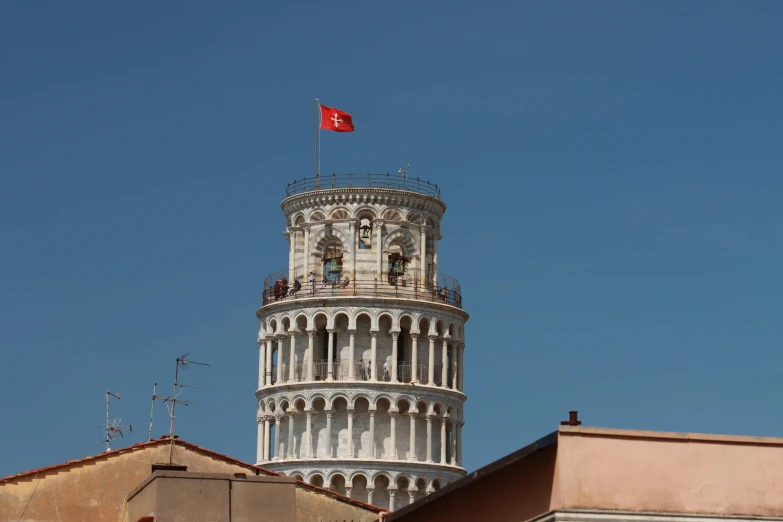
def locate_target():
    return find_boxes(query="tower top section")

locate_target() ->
[285,172,440,199]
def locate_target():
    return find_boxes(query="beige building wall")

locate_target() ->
[389,426,783,522]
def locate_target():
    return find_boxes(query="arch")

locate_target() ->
[329,309,351,330]
[329,206,350,220]
[292,213,306,226]
[311,310,329,331]
[383,228,418,256]
[268,318,279,336]
[394,394,417,410]
[370,470,393,484]
[308,210,326,223]
[350,392,373,410]
[311,224,350,252]
[381,207,403,221]
[308,473,325,487]
[351,308,377,330]
[398,312,417,331]
[371,393,395,410]
[290,394,307,412]
[406,210,424,224]
[352,205,378,220]
[377,311,395,332]
[292,473,304,482]
[307,391,328,410]
[330,473,348,496]
[326,392,350,410]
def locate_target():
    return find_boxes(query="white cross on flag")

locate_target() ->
[319,104,354,132]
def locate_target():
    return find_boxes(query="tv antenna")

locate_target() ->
[156,353,213,462]
[103,390,132,452]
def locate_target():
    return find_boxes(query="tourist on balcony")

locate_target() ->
[342,275,350,288]
[383,360,390,381]
[273,279,282,301]
[281,277,289,298]
[289,279,301,296]
[308,272,315,294]
[358,359,366,380]
[320,276,328,290]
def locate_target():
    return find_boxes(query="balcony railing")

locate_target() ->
[262,269,462,309]
[267,360,456,388]
[285,173,440,199]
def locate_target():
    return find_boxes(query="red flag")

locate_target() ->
[319,105,354,132]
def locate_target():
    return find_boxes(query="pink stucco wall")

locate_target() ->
[554,427,783,517]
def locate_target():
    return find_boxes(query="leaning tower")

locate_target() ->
[255,173,467,511]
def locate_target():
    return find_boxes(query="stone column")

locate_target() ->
[325,410,333,458]
[276,337,284,384]
[389,488,397,512]
[258,341,265,389]
[287,413,295,460]
[408,412,417,461]
[275,415,283,461]
[256,417,264,462]
[263,417,271,461]
[441,338,449,388]
[370,332,378,382]
[286,230,294,281]
[425,415,433,463]
[375,221,383,280]
[265,339,273,386]
[389,411,398,460]
[349,221,357,279]
[347,411,354,458]
[427,335,436,386]
[419,226,427,286]
[451,343,458,390]
[345,487,353,499]
[366,488,374,505]
[450,419,457,466]
[408,489,416,505]
[458,344,465,392]
[410,334,418,383]
[369,410,376,459]
[391,332,399,382]
[307,331,315,381]
[457,421,463,466]
[289,332,297,382]
[440,417,447,463]
[326,329,335,381]
[303,225,310,281]
[432,232,439,285]
[305,412,313,458]
[348,330,356,380]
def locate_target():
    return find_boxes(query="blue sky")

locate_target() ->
[1,1,782,477]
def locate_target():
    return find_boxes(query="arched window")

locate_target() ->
[359,219,372,249]
[387,244,409,285]
[321,244,343,282]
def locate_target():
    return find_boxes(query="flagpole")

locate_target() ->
[314,98,319,182]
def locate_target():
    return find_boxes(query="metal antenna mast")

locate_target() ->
[103,390,132,452]
[161,353,213,463]
[148,382,157,442]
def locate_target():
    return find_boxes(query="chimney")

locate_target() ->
[560,411,582,426]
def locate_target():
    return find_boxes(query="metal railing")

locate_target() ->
[262,269,462,309]
[285,173,440,199]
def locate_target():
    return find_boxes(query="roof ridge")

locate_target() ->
[0,438,384,513]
